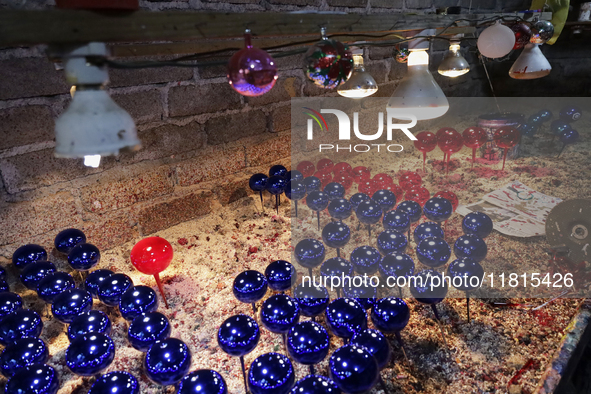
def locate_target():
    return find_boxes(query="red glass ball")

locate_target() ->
[398,171,422,191]
[317,158,334,173]
[333,162,352,176]
[314,170,333,189]
[413,131,438,153]
[373,173,393,186]
[511,22,532,50]
[462,127,488,149]
[352,167,371,184]
[384,183,404,203]
[333,173,353,190]
[493,127,521,149]
[130,237,173,275]
[297,161,315,177]
[358,179,380,196]
[437,128,463,154]
[405,187,430,207]
[434,191,459,212]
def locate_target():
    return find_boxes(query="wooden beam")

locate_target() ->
[0,10,551,47]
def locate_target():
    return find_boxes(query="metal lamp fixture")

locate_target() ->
[438,39,470,77]
[337,48,378,99]
[54,42,141,168]
[387,30,449,121]
[508,43,551,79]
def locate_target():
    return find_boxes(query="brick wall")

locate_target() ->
[1,0,583,255]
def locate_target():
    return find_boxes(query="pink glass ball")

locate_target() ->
[227,33,278,97]
[434,191,459,212]
[462,127,488,149]
[437,128,463,154]
[493,127,521,149]
[413,131,438,153]
[398,171,422,191]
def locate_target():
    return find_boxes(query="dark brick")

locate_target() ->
[246,76,301,107]
[327,0,367,7]
[371,0,403,8]
[205,110,267,145]
[0,106,54,150]
[388,59,408,81]
[111,89,163,124]
[198,59,227,79]
[247,132,291,167]
[122,122,206,163]
[271,105,291,132]
[0,57,69,100]
[405,0,432,8]
[203,0,259,3]
[138,191,213,235]
[373,82,398,98]
[268,0,320,5]
[364,61,388,84]
[109,66,192,88]
[176,147,245,186]
[84,211,138,250]
[433,0,457,7]
[213,174,250,205]
[498,0,528,11]
[369,46,395,61]
[168,83,241,117]
[275,53,306,71]
[460,0,495,9]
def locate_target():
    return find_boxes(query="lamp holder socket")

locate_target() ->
[408,29,436,51]
[48,42,110,87]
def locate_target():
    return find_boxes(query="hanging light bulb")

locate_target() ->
[438,40,470,77]
[508,43,551,79]
[54,42,140,166]
[387,30,449,121]
[337,48,378,98]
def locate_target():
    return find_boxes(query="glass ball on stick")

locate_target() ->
[293,283,330,321]
[414,131,437,171]
[130,236,173,308]
[294,239,325,277]
[329,344,379,394]
[325,298,367,344]
[447,257,484,323]
[286,321,330,375]
[144,338,192,386]
[177,370,227,394]
[322,221,351,258]
[233,270,268,316]
[248,352,295,394]
[249,173,268,211]
[462,127,487,168]
[493,127,520,170]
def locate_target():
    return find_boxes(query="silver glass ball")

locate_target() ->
[530,20,554,44]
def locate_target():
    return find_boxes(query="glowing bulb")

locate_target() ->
[337,51,378,99]
[438,42,470,77]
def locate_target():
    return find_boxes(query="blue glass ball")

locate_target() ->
[287,170,304,183]
[270,165,288,179]
[217,314,260,357]
[5,364,59,394]
[54,228,86,254]
[447,258,485,292]
[413,221,444,244]
[89,371,139,394]
[128,312,171,352]
[325,298,367,339]
[519,123,538,137]
[0,337,48,377]
[550,119,571,136]
[303,176,322,193]
[379,253,415,280]
[285,181,306,201]
[0,293,22,321]
[233,270,268,304]
[322,221,351,249]
[306,191,329,212]
[329,344,379,394]
[37,272,75,304]
[462,212,493,238]
[416,237,451,268]
[320,258,353,282]
[351,329,391,369]
[537,109,552,122]
[342,277,377,309]
[377,230,408,255]
[328,198,353,220]
[350,246,381,275]
[559,105,582,123]
[454,234,488,263]
[51,288,93,324]
[349,193,370,210]
[249,352,295,394]
[0,266,5,281]
[265,260,297,292]
[294,239,325,269]
[559,128,580,145]
[0,281,9,293]
[177,370,227,394]
[287,321,330,365]
[260,294,300,334]
[119,285,159,321]
[323,182,346,201]
[355,201,382,225]
[409,269,448,305]
[66,333,115,376]
[383,211,410,234]
[423,197,453,222]
[290,375,341,394]
[12,244,47,270]
[396,200,422,223]
[68,310,112,342]
[528,113,543,124]
[370,297,410,333]
[266,176,287,196]
[293,283,329,318]
[20,261,56,290]
[372,189,397,212]
[84,269,114,298]
[97,273,133,307]
[250,173,268,192]
[68,243,100,271]
[144,338,191,386]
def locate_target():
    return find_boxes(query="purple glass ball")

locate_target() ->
[54,228,86,254]
[228,33,278,97]
[454,234,488,263]
[462,212,493,238]
[370,297,410,333]
[447,258,485,292]
[325,298,367,339]
[416,237,451,268]
[12,244,47,270]
[51,288,93,324]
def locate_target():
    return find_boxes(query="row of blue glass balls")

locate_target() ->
[8,230,228,394]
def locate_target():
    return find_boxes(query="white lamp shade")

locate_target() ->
[55,90,141,158]
[508,43,551,79]
[477,22,515,59]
